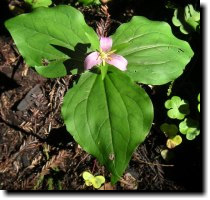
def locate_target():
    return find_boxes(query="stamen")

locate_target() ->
[107,56,113,61]
[97,48,117,66]
[107,49,116,55]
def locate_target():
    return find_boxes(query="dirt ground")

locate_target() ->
[0,0,202,191]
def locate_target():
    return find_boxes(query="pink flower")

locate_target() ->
[84,37,128,71]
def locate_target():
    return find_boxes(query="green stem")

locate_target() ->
[101,64,108,80]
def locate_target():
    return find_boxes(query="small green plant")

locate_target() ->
[172,4,200,34]
[160,149,174,161]
[161,94,200,150]
[165,96,190,120]
[167,81,174,96]
[166,135,182,149]
[160,123,182,149]
[179,118,200,140]
[82,171,105,189]
[33,175,45,190]
[47,177,54,190]
[160,123,178,138]
[78,0,101,5]
[33,167,63,190]
[197,93,200,112]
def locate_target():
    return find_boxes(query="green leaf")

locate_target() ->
[166,135,182,149]
[172,5,200,34]
[160,123,178,138]
[111,16,194,85]
[179,118,200,140]
[198,93,200,112]
[78,0,101,5]
[91,176,105,189]
[82,171,105,189]
[172,10,182,26]
[24,0,52,9]
[160,149,174,161]
[5,5,99,78]
[62,66,153,184]
[165,96,190,120]
[100,64,108,80]
[47,177,54,190]
[83,171,94,186]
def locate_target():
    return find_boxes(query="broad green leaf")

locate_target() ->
[166,135,182,149]
[5,5,99,78]
[160,123,178,138]
[111,16,194,85]
[179,118,200,140]
[62,66,153,184]
[165,96,190,120]
[24,0,52,9]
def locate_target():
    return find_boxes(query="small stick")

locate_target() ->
[137,159,174,167]
[92,159,97,173]
[74,154,89,171]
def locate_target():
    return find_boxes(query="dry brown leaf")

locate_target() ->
[99,182,116,190]
[120,173,138,190]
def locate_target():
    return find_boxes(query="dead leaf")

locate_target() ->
[99,182,116,190]
[120,173,138,190]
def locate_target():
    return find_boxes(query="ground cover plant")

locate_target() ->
[0,0,201,191]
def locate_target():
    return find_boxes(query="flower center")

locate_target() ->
[99,51,109,60]
[98,48,116,66]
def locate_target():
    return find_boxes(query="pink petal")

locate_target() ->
[100,37,112,52]
[84,52,102,70]
[106,54,128,71]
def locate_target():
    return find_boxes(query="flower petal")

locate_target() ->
[84,52,101,70]
[100,37,112,52]
[106,54,128,71]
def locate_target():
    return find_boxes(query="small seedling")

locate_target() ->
[172,4,200,34]
[179,118,200,140]
[160,149,174,161]
[82,171,105,189]
[78,0,101,5]
[166,135,182,149]
[165,96,190,120]
[198,93,200,112]
[160,123,178,138]
[160,123,182,149]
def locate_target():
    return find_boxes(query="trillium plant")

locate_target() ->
[85,36,128,79]
[5,5,194,184]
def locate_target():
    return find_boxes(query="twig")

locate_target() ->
[137,159,174,167]
[74,154,89,172]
